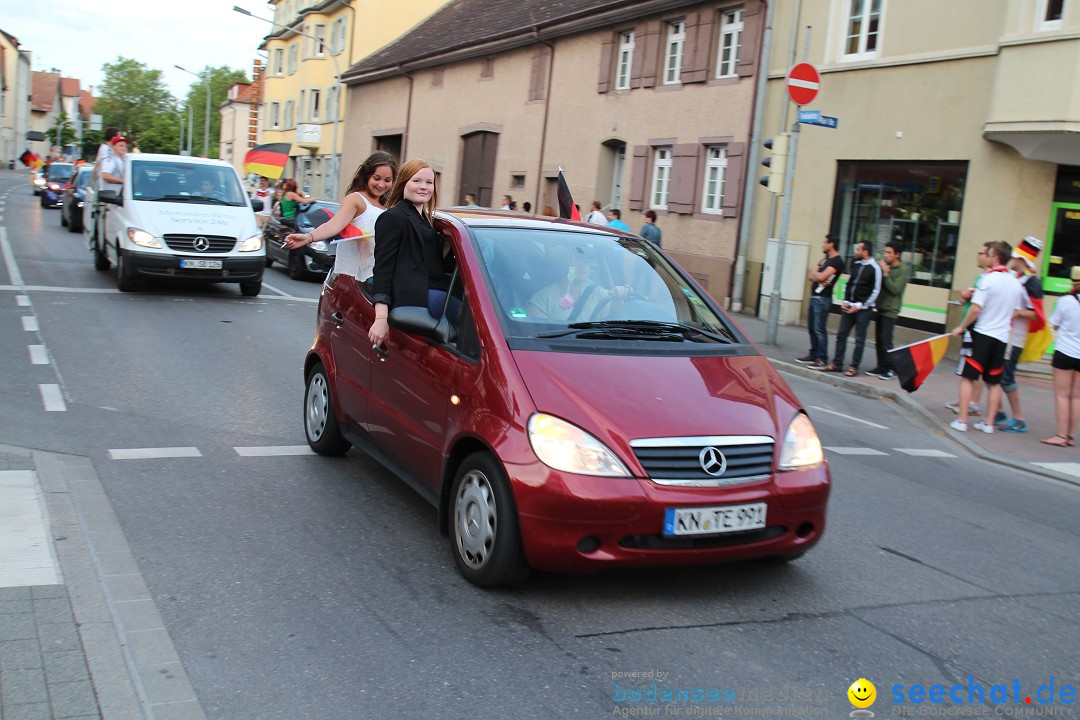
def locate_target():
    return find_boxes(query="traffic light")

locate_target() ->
[760,133,789,194]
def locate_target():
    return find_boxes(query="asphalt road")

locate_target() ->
[2,172,1078,719]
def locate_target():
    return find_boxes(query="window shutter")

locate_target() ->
[667,144,699,214]
[628,145,649,211]
[640,21,662,89]
[738,2,763,78]
[598,36,615,93]
[680,11,713,84]
[629,28,644,88]
[722,142,746,218]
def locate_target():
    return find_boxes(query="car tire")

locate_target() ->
[304,362,351,455]
[288,252,305,280]
[264,256,274,268]
[115,245,135,292]
[61,209,68,227]
[240,281,262,297]
[93,233,110,271]
[450,452,530,588]
[70,217,82,233]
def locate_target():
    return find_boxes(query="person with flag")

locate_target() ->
[284,152,397,283]
[996,236,1045,433]
[250,177,273,229]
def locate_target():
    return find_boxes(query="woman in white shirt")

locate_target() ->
[1042,266,1080,447]
[284,152,397,281]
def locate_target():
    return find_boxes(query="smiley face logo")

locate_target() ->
[848,678,877,713]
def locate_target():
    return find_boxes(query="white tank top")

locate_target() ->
[334,193,384,280]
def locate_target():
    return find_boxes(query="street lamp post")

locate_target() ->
[175,65,211,157]
[234,5,341,198]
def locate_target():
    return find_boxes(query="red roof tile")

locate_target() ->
[60,77,80,97]
[31,71,59,112]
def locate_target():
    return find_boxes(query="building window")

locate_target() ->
[1037,0,1065,30]
[284,100,294,129]
[842,0,882,60]
[511,174,525,188]
[272,48,284,76]
[615,31,635,90]
[313,24,327,57]
[287,44,299,74]
[269,102,281,130]
[310,89,321,122]
[651,146,672,209]
[717,8,744,78]
[701,145,728,214]
[663,20,686,84]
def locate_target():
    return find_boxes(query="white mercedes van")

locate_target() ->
[85,154,265,295]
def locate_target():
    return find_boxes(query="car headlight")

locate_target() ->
[34,178,46,186]
[310,240,329,251]
[239,233,263,252]
[127,228,163,249]
[528,413,630,477]
[777,412,824,471]
[49,183,61,191]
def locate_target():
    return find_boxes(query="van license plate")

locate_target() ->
[663,502,767,536]
[180,259,222,269]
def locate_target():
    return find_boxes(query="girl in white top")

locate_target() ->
[1042,268,1080,447]
[284,152,397,281]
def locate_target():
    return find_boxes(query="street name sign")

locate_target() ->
[798,110,838,129]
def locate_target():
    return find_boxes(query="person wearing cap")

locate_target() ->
[996,236,1044,433]
[1042,265,1080,446]
[98,136,129,192]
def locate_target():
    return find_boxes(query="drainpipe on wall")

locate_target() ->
[533,28,555,213]
[394,64,414,158]
[730,0,776,313]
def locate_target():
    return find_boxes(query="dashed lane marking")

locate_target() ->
[39,384,66,412]
[21,315,38,332]
[28,345,48,365]
[808,405,889,429]
[0,226,23,286]
[894,448,956,458]
[16,294,30,306]
[108,447,203,460]
[824,446,889,455]
[234,445,315,456]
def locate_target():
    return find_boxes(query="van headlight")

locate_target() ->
[127,228,162,249]
[528,413,630,477]
[778,412,824,471]
[239,233,263,252]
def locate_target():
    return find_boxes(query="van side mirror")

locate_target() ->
[250,198,264,212]
[99,190,122,206]
[388,306,451,343]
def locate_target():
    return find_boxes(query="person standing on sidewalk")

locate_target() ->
[640,210,662,247]
[1041,266,1080,447]
[996,236,1044,433]
[867,241,909,379]
[797,234,845,369]
[821,240,882,376]
[949,241,1025,434]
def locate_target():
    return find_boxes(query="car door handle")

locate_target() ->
[373,345,389,359]
[331,312,344,326]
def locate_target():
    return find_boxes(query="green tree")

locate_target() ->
[181,66,248,159]
[80,129,103,161]
[138,110,183,155]
[95,57,174,146]
[47,110,78,149]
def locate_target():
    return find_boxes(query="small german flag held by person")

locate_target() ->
[556,169,582,221]
[304,207,362,243]
[243,143,291,179]
[889,334,950,393]
[1019,294,1051,363]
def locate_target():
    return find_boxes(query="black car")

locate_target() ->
[262,200,339,280]
[40,163,75,208]
[61,166,94,232]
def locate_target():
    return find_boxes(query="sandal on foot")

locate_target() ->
[1040,435,1070,447]
[1069,436,1076,447]
[844,367,858,377]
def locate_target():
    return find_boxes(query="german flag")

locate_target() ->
[305,207,362,241]
[556,169,581,220]
[1019,294,1051,363]
[889,334,950,393]
[244,143,291,179]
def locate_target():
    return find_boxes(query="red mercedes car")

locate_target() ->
[303,210,829,586]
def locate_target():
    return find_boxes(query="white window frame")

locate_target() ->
[615,30,635,91]
[1036,0,1065,31]
[663,20,686,85]
[716,8,744,78]
[313,23,327,57]
[272,48,284,76]
[269,102,281,130]
[701,145,728,214]
[651,146,672,210]
[310,88,322,122]
[841,0,883,61]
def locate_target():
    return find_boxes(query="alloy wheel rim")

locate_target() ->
[455,470,496,569]
[306,373,328,441]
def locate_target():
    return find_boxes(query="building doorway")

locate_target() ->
[1044,202,1080,295]
[458,131,498,207]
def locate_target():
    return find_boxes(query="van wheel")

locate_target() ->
[115,246,135,292]
[264,256,274,268]
[240,281,262,297]
[288,252,305,280]
[450,452,530,588]
[61,210,68,227]
[304,362,351,455]
[93,235,110,271]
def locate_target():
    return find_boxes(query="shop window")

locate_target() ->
[830,161,967,289]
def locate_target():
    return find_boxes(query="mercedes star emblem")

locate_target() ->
[699,446,728,477]
[193,236,210,252]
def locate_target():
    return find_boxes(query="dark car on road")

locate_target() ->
[61,165,94,232]
[263,200,339,280]
[40,162,75,208]
[302,210,830,587]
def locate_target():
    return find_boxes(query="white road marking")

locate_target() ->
[0,226,24,286]
[0,284,318,302]
[234,445,315,456]
[1032,462,1080,478]
[16,294,30,306]
[28,345,48,364]
[39,384,66,411]
[0,470,63,587]
[824,446,888,455]
[260,281,294,298]
[108,447,203,460]
[894,448,956,458]
[808,405,889,429]
[21,316,39,332]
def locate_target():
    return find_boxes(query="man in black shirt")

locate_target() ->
[821,240,882,376]
[797,234,846,369]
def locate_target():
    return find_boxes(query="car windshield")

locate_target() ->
[130,161,247,206]
[74,169,93,189]
[297,201,340,228]
[471,227,737,344]
[47,164,74,182]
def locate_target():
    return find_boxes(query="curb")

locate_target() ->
[767,358,1080,489]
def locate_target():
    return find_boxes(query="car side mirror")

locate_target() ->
[388,306,451,343]
[250,198,264,212]
[99,190,122,206]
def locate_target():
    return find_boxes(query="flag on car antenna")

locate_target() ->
[244,143,291,180]
[556,168,581,221]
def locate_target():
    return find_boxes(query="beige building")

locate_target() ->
[341,0,767,297]
[29,71,60,156]
[257,0,450,199]
[220,81,257,176]
[0,29,32,168]
[739,0,1078,334]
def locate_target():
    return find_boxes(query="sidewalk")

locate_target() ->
[729,312,1080,487]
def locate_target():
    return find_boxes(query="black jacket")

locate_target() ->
[371,202,451,308]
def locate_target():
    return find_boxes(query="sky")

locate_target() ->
[4,1,274,101]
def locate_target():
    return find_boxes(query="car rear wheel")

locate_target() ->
[304,362,350,455]
[450,453,529,587]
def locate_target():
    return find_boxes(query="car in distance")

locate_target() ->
[302,210,830,587]
[263,200,339,280]
[40,163,75,208]
[61,165,94,232]
[31,169,46,195]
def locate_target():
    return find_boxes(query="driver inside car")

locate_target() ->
[526,245,630,322]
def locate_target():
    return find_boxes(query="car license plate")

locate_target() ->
[663,502,767,536]
[180,258,223,270]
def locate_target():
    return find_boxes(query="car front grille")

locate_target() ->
[619,525,785,550]
[163,234,236,253]
[630,435,774,487]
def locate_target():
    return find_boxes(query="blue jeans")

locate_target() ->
[808,296,831,362]
[833,307,874,370]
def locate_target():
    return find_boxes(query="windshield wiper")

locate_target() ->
[557,320,737,343]
[140,195,234,205]
[536,326,685,341]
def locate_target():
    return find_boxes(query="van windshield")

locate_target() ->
[471,227,737,344]
[130,161,247,206]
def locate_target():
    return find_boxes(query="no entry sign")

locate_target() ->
[787,63,820,105]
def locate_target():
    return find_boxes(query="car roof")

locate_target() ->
[436,208,629,236]
[129,154,236,168]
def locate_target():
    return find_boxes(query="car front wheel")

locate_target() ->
[304,362,350,455]
[450,453,529,587]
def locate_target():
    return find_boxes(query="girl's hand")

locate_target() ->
[369,318,389,347]
[283,233,311,249]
